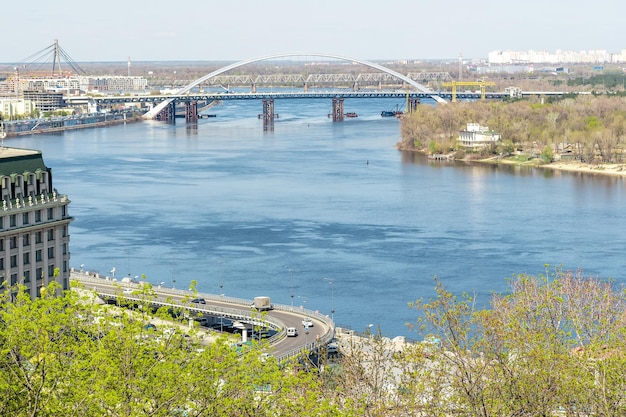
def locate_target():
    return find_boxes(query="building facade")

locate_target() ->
[0,99,37,119]
[458,123,501,149]
[22,91,66,113]
[0,147,73,298]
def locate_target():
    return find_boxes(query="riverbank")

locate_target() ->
[3,112,142,137]
[399,145,626,179]
[479,155,626,178]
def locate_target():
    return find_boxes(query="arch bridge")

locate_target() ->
[143,52,449,123]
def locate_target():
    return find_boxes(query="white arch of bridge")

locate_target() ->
[144,52,446,119]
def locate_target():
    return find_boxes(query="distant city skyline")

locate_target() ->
[2,0,625,63]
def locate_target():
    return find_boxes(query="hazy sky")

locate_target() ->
[2,0,624,63]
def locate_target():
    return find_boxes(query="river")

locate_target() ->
[7,97,626,338]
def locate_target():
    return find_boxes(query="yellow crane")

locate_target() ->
[441,80,496,102]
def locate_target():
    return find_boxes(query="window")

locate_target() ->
[36,249,42,262]
[23,252,30,265]
[22,212,29,225]
[0,258,4,269]
[9,237,16,249]
[35,232,42,244]
[10,274,17,286]
[63,260,67,273]
[47,208,54,220]
[9,215,16,227]
[35,210,41,222]
[62,243,67,255]
[62,226,67,237]
[48,264,55,278]
[36,267,43,281]
[62,206,67,217]
[0,216,3,229]
[47,229,54,241]
[23,234,30,247]
[0,238,4,251]
[10,255,17,268]
[23,270,30,283]
[47,247,54,259]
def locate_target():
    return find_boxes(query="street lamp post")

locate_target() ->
[324,277,335,323]
[284,266,294,309]
[218,257,223,296]
[305,325,309,349]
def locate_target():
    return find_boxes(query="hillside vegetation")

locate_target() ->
[400,95,626,164]
[1,270,625,416]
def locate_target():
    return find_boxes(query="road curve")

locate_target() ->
[71,270,334,359]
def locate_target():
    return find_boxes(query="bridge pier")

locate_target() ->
[185,101,198,123]
[156,101,176,123]
[251,83,257,93]
[406,98,420,114]
[332,98,344,122]
[262,99,275,131]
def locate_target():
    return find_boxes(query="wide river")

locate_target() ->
[8,97,626,338]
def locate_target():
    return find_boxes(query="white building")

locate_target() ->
[488,49,625,65]
[0,99,37,119]
[13,75,149,94]
[458,123,500,149]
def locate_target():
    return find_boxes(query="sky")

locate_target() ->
[1,0,625,63]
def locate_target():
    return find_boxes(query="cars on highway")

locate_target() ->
[286,327,298,337]
[327,339,339,354]
[191,298,206,304]
[301,317,313,328]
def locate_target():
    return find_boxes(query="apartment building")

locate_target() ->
[0,147,73,298]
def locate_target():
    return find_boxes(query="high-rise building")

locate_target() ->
[0,147,73,298]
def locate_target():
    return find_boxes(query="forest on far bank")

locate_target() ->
[399,94,626,164]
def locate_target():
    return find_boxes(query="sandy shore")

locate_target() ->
[542,161,626,177]
[490,157,626,178]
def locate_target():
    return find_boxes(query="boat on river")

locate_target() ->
[345,112,358,118]
[381,104,403,118]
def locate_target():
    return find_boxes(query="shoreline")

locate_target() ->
[399,146,626,179]
[481,156,626,178]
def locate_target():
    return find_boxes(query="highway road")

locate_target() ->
[71,271,334,359]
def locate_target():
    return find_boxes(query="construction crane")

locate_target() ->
[441,80,496,102]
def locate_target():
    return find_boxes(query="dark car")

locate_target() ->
[191,298,206,304]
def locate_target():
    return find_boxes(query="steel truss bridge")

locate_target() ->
[197,71,451,89]
[89,90,497,106]
[81,89,504,128]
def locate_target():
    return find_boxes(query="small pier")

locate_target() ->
[429,153,453,161]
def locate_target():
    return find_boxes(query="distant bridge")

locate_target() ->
[143,52,449,119]
[197,71,452,89]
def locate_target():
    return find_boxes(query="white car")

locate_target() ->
[286,327,298,337]
[301,317,313,328]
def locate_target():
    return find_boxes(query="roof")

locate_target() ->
[0,147,48,177]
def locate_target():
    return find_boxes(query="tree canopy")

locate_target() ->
[400,95,626,163]
[0,271,624,416]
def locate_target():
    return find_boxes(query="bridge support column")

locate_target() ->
[251,83,256,93]
[262,99,275,131]
[406,98,420,114]
[332,98,344,122]
[185,101,198,123]
[156,101,176,123]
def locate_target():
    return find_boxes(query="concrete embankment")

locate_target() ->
[3,112,141,137]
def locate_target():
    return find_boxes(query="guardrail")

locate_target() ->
[71,270,334,360]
